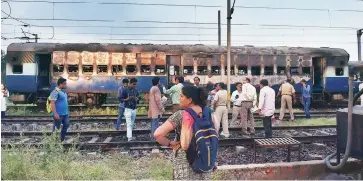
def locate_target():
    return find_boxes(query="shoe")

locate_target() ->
[289,119,294,122]
[128,137,134,142]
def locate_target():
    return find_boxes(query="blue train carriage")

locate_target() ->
[5,43,169,106]
[349,61,363,101]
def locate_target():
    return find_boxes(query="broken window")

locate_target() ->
[155,65,166,74]
[197,66,208,75]
[335,67,344,76]
[290,67,299,75]
[97,65,108,74]
[237,66,247,75]
[183,66,193,75]
[277,67,286,75]
[140,65,151,74]
[211,66,221,75]
[225,66,235,75]
[170,65,180,75]
[302,67,311,75]
[68,65,79,73]
[264,66,274,75]
[12,65,23,74]
[251,66,261,76]
[126,65,137,74]
[53,65,64,73]
[112,65,123,74]
[82,65,93,74]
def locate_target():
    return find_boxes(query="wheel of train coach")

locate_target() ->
[81,93,107,107]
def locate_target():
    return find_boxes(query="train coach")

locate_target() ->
[5,43,351,106]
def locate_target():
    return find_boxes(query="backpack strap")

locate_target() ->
[183,108,200,121]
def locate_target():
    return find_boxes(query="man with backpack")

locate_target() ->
[48,77,69,141]
[121,78,140,141]
[116,79,129,130]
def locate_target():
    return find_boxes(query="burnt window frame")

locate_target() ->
[251,66,261,76]
[197,66,208,75]
[53,65,64,73]
[335,67,344,76]
[112,65,123,74]
[126,65,137,75]
[211,66,221,75]
[183,66,194,75]
[97,65,108,74]
[237,66,248,75]
[155,65,166,75]
[82,65,94,74]
[277,66,286,75]
[302,67,311,75]
[140,65,152,74]
[170,65,180,76]
[224,66,235,75]
[68,65,79,73]
[12,64,23,74]
[290,67,300,75]
[264,66,274,76]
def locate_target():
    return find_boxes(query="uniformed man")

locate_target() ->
[213,83,229,138]
[277,78,296,121]
[231,82,243,126]
[241,78,257,135]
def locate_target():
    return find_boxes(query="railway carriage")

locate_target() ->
[5,43,350,106]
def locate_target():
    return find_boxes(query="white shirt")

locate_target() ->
[359,83,363,106]
[242,83,257,102]
[1,90,9,112]
[231,90,243,106]
[258,86,275,117]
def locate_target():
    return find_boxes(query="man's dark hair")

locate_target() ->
[301,79,306,83]
[194,77,200,81]
[235,82,242,86]
[245,77,251,83]
[152,77,160,86]
[122,79,129,84]
[286,78,292,83]
[218,82,226,89]
[130,78,137,84]
[57,77,67,86]
[178,76,184,83]
[260,79,268,87]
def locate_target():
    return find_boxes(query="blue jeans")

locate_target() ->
[303,97,311,118]
[124,108,137,139]
[151,117,160,142]
[52,114,70,141]
[116,107,125,130]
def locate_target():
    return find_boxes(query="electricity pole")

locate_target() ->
[358,29,362,61]
[227,0,231,109]
[218,10,221,46]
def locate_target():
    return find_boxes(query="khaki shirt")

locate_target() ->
[279,82,296,96]
[214,90,228,106]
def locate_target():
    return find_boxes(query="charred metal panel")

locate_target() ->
[125,53,137,65]
[325,56,348,66]
[183,54,194,65]
[169,55,181,65]
[249,55,261,66]
[95,52,109,65]
[211,54,221,66]
[111,53,123,65]
[236,54,248,65]
[140,53,153,65]
[290,55,299,67]
[68,51,81,65]
[263,55,274,66]
[301,55,312,67]
[52,51,65,65]
[156,53,166,65]
[276,55,287,66]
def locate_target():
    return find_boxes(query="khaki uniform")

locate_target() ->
[214,90,229,137]
[279,82,295,120]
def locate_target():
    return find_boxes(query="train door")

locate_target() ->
[36,54,51,90]
[166,55,181,88]
[312,57,324,92]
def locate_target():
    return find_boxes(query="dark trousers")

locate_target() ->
[302,97,311,118]
[262,115,273,138]
[151,117,160,142]
[52,114,70,141]
[116,107,125,130]
[1,111,5,119]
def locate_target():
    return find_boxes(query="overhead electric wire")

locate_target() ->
[1,1,12,19]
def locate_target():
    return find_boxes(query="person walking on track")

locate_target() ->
[162,76,184,112]
[213,83,229,138]
[258,79,276,138]
[116,78,129,130]
[148,77,165,142]
[241,78,257,135]
[121,78,140,141]
[300,79,311,119]
[277,78,296,122]
[231,82,243,126]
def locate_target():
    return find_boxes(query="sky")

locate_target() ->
[1,0,363,60]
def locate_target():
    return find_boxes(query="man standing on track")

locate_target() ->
[241,78,257,135]
[49,77,69,141]
[162,76,184,112]
[300,79,311,119]
[148,77,165,142]
[193,76,201,87]
[277,78,296,122]
[121,78,140,142]
[116,79,129,130]
[258,79,275,138]
[213,83,229,138]
[231,82,243,126]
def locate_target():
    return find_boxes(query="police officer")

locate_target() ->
[277,78,296,121]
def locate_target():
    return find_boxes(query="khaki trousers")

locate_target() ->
[241,101,255,134]
[214,106,229,137]
[231,106,242,126]
[279,95,294,120]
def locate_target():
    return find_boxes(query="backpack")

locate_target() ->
[46,90,59,113]
[183,107,219,173]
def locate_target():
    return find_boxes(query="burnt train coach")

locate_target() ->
[5,43,349,106]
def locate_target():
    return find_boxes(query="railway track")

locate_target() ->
[2,125,336,151]
[3,111,336,123]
